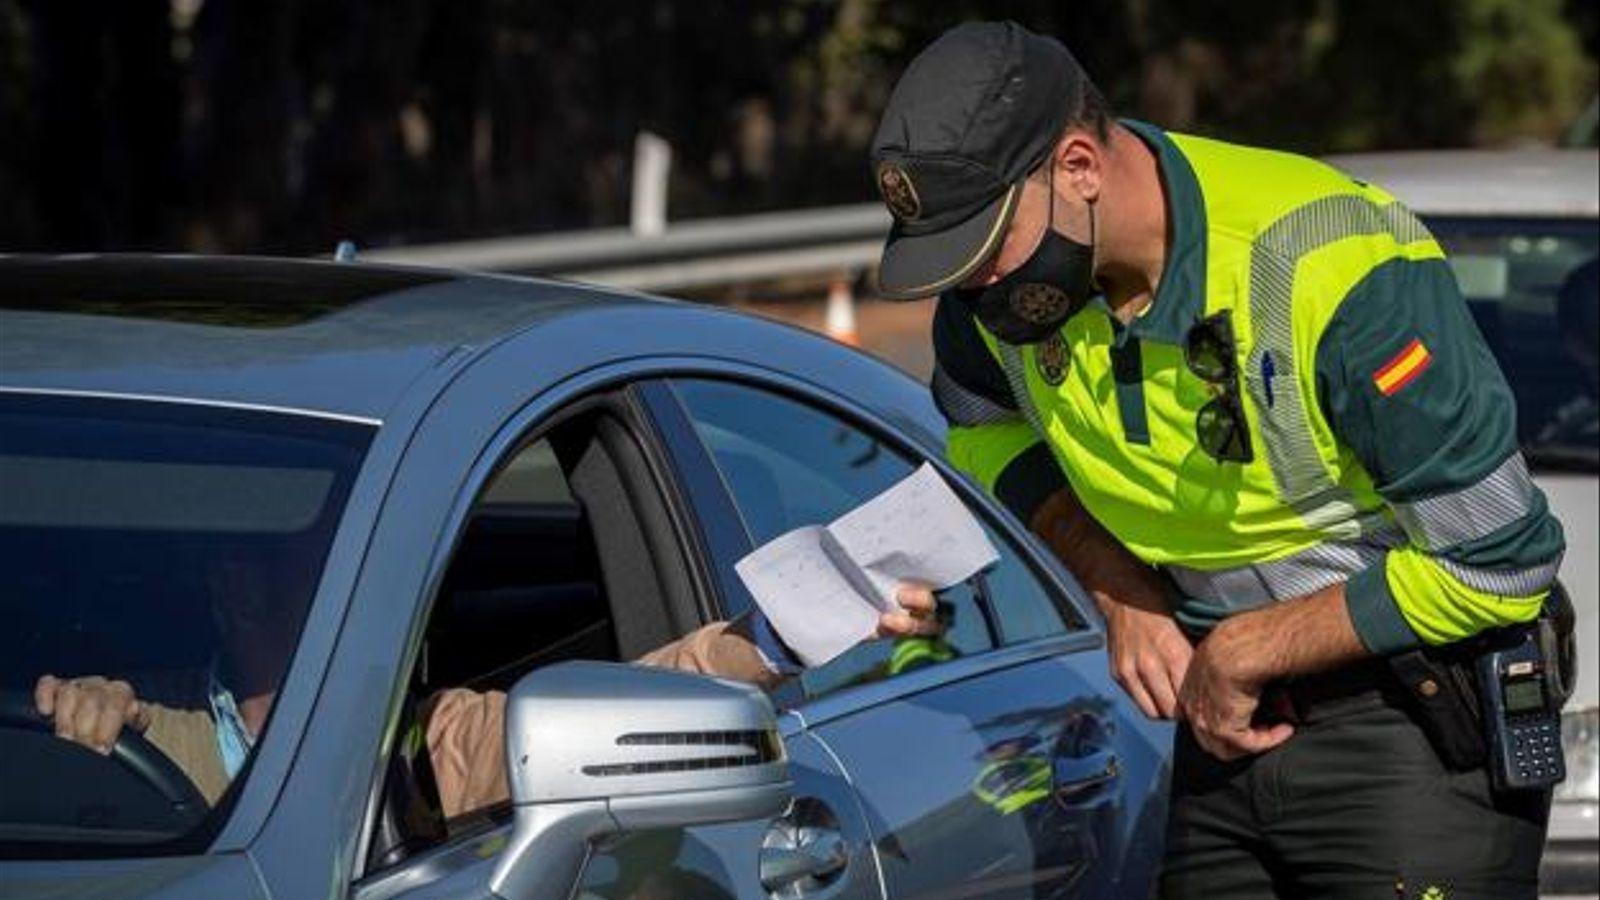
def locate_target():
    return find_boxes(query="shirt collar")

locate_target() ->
[1116,119,1208,346]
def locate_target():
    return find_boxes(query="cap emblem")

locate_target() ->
[877,163,922,221]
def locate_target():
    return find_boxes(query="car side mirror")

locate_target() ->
[489,661,791,900]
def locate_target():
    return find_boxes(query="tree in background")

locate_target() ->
[0,0,1593,255]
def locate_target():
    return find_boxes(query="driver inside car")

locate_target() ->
[33,549,940,818]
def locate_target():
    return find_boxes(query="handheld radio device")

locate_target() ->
[1476,628,1565,792]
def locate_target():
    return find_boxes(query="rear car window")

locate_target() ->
[1429,216,1600,472]
[0,393,371,855]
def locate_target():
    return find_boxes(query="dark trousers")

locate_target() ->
[1159,682,1551,899]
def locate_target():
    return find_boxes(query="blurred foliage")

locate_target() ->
[0,0,1593,255]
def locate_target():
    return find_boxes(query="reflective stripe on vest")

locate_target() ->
[933,363,1018,427]
[1166,526,1407,612]
[1389,452,1536,551]
[995,344,1048,438]
[1243,196,1429,542]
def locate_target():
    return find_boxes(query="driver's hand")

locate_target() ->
[874,582,943,639]
[34,674,152,755]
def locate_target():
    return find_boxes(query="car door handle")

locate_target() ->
[759,829,848,892]
[1052,750,1119,803]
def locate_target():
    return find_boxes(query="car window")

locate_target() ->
[0,392,370,854]
[424,437,606,695]
[478,439,573,505]
[363,406,706,874]
[364,434,616,872]
[1429,216,1600,472]
[669,379,1073,700]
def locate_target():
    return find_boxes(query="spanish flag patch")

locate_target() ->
[1373,338,1433,396]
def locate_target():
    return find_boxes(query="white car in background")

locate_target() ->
[1331,149,1599,898]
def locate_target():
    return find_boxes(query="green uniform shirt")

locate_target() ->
[934,120,1565,654]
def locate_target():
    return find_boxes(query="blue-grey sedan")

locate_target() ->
[0,255,1171,900]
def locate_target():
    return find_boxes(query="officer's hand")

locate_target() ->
[1178,630,1293,761]
[1103,600,1193,720]
[874,583,942,639]
[33,674,152,756]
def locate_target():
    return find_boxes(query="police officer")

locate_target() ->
[868,22,1564,899]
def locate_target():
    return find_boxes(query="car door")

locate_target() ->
[348,378,884,900]
[642,376,1174,900]
[574,728,880,900]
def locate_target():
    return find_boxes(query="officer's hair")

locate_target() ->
[1031,79,1114,180]
[1062,78,1113,145]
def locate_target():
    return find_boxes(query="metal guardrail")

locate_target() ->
[360,203,893,291]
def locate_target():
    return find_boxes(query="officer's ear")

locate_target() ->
[1052,131,1103,204]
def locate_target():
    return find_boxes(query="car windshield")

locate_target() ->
[1428,216,1600,473]
[0,392,371,854]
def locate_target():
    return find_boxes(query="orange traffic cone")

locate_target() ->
[825,277,860,347]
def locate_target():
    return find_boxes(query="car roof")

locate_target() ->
[1324,148,1600,218]
[0,254,667,422]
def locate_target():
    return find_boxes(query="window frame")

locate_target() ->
[351,381,729,884]
[635,372,1101,713]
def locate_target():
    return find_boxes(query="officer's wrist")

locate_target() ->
[1204,614,1275,687]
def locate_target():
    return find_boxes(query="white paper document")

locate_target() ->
[734,463,999,667]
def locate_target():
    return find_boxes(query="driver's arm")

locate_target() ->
[632,614,794,689]
[426,585,942,819]
[33,674,231,804]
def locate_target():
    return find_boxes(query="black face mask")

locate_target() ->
[966,174,1097,345]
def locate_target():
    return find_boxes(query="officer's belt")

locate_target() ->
[1164,527,1408,613]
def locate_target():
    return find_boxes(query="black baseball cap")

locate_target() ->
[871,22,1091,300]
